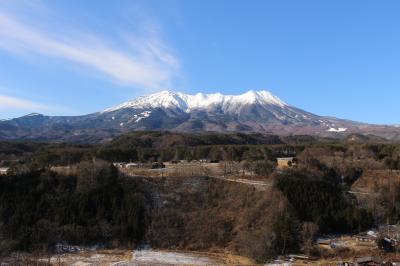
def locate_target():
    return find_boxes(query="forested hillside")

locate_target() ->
[0,162,146,254]
[2,132,400,262]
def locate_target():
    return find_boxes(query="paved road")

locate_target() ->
[347,190,377,196]
[211,176,379,196]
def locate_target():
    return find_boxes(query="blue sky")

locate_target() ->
[0,0,399,124]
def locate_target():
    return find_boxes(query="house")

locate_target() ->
[355,233,375,243]
[151,162,165,169]
[286,254,310,261]
[367,230,378,238]
[316,238,331,246]
[330,240,347,249]
[55,243,80,253]
[113,162,126,168]
[125,163,139,168]
[277,157,297,169]
[0,167,9,175]
[199,158,210,163]
[337,262,354,266]
[50,166,74,175]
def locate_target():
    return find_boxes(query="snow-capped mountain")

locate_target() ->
[1,90,400,142]
[100,90,350,132]
[104,90,287,113]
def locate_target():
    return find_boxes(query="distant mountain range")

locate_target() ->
[1,90,400,142]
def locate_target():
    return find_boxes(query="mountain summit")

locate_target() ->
[104,90,287,113]
[0,90,399,142]
[100,90,327,133]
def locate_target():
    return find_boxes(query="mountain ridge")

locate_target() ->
[103,90,287,113]
[1,90,400,142]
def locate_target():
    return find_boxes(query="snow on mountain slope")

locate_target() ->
[103,90,287,113]
[3,89,400,142]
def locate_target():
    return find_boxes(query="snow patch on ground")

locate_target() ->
[25,113,42,117]
[126,111,152,124]
[133,111,151,123]
[327,127,347,132]
[16,249,231,265]
[132,250,220,265]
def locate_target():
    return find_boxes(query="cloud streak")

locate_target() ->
[0,12,180,89]
[0,94,48,110]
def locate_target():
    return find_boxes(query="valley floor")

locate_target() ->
[2,249,255,266]
[4,248,400,266]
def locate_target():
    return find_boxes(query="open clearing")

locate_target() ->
[23,249,254,266]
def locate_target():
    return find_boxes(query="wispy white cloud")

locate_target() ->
[0,12,180,90]
[0,94,48,110]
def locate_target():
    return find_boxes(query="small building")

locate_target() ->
[50,165,78,175]
[113,162,126,168]
[367,230,378,238]
[151,162,165,169]
[337,262,354,266]
[355,256,381,266]
[277,157,297,169]
[199,158,210,163]
[0,167,9,175]
[355,233,375,242]
[286,254,310,261]
[125,163,139,169]
[316,238,331,246]
[55,243,80,254]
[330,240,347,249]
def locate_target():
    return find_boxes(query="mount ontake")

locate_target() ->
[1,90,399,142]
